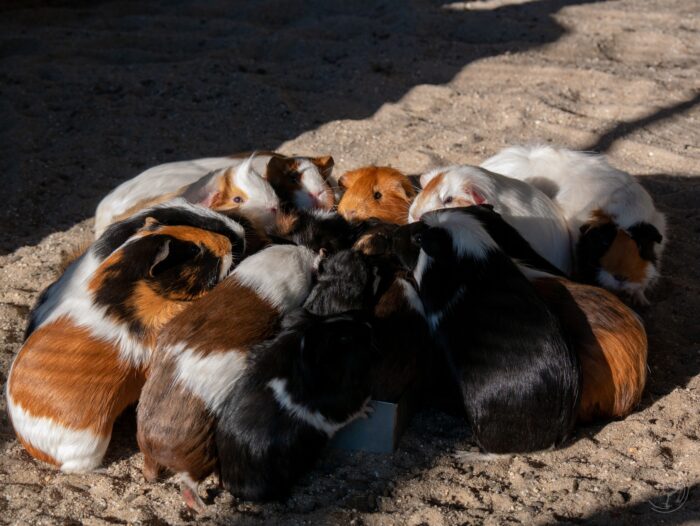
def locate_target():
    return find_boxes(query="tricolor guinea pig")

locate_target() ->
[351,224,432,403]
[27,201,250,338]
[481,145,666,304]
[215,309,373,502]
[95,156,279,237]
[408,165,572,274]
[136,244,316,511]
[530,277,647,423]
[95,152,335,237]
[392,208,581,453]
[457,205,647,423]
[337,166,416,224]
[273,209,371,254]
[7,215,243,472]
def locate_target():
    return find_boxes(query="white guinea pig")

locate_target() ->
[408,165,572,274]
[481,145,666,304]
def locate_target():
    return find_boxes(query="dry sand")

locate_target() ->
[1,0,699,524]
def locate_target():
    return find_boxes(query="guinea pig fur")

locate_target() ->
[136,244,317,511]
[453,206,647,423]
[337,166,417,224]
[7,220,240,472]
[531,277,647,423]
[95,155,279,237]
[481,145,666,305]
[273,209,372,254]
[26,200,247,339]
[408,165,572,275]
[95,152,334,237]
[215,309,373,502]
[392,208,581,453]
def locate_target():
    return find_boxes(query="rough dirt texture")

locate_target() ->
[1,0,699,524]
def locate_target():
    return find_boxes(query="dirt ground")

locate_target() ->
[1,0,699,524]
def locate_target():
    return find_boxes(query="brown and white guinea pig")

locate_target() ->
[7,210,244,472]
[459,205,647,423]
[392,207,581,453]
[95,152,335,237]
[481,145,666,305]
[95,156,279,237]
[408,165,572,274]
[337,166,417,224]
[215,308,374,502]
[136,244,317,511]
[26,201,251,338]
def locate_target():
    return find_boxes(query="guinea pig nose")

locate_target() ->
[270,206,278,213]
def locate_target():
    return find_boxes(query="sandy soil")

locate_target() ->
[1,0,699,524]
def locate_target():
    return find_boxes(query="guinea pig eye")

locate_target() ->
[444,196,453,204]
[373,191,382,200]
[233,196,244,204]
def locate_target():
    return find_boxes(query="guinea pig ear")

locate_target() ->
[338,169,364,189]
[419,170,442,188]
[311,155,334,180]
[181,170,225,208]
[266,155,293,178]
[149,238,200,277]
[142,217,160,230]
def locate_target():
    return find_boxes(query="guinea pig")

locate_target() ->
[530,277,647,423]
[136,244,317,511]
[481,145,666,305]
[95,152,334,237]
[392,207,581,453]
[26,200,248,339]
[7,218,242,472]
[454,205,647,423]
[273,209,372,254]
[408,165,572,274]
[215,309,374,502]
[337,166,416,224]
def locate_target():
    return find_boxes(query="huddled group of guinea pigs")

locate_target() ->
[7,145,665,511]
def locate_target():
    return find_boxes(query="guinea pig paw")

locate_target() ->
[630,289,650,307]
[181,485,206,513]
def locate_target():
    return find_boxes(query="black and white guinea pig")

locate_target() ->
[215,309,374,501]
[392,207,581,453]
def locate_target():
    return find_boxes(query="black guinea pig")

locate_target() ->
[392,207,581,453]
[215,309,374,501]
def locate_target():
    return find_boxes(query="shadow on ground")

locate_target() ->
[0,0,606,254]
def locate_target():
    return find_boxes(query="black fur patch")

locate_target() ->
[215,310,373,501]
[627,222,662,263]
[575,221,618,283]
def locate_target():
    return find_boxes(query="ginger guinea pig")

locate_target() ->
[481,145,666,305]
[7,212,243,472]
[408,165,572,274]
[136,244,317,511]
[338,166,416,225]
[95,156,279,237]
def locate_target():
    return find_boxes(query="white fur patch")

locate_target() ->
[397,278,425,318]
[6,394,108,472]
[296,159,332,208]
[234,155,280,229]
[597,264,657,305]
[267,378,371,437]
[422,210,498,261]
[167,343,247,414]
[233,245,316,312]
[413,251,431,287]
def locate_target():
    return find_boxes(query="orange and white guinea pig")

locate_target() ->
[95,156,279,237]
[408,165,572,274]
[481,145,666,304]
[337,166,416,225]
[94,152,335,237]
[530,275,648,423]
[7,204,245,472]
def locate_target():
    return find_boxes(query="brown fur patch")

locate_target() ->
[600,230,649,284]
[410,172,445,219]
[533,278,647,422]
[337,166,416,224]
[274,211,300,236]
[9,317,146,436]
